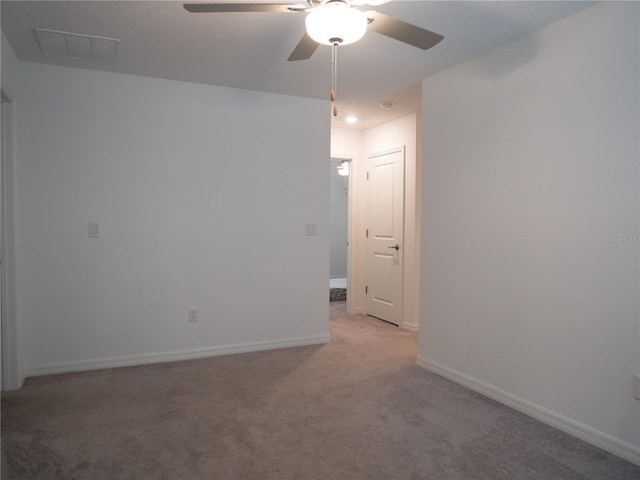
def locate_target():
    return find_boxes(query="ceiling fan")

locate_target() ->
[183,0,444,116]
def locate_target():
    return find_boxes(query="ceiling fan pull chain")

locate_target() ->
[331,41,338,116]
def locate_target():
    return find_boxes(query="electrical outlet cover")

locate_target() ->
[89,221,100,238]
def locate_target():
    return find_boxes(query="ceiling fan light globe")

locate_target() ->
[305,4,367,46]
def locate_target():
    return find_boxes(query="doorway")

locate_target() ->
[1,91,19,390]
[329,157,351,303]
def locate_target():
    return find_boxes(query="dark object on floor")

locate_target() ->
[330,287,347,301]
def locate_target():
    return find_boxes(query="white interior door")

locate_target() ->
[366,147,404,325]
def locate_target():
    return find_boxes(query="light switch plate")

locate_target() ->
[305,223,318,236]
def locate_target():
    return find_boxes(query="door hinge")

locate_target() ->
[366,229,369,238]
[365,285,368,294]
[366,172,369,180]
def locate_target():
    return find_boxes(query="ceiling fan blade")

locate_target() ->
[184,3,306,13]
[288,33,319,61]
[366,11,443,50]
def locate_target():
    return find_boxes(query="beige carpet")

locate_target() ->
[2,302,639,479]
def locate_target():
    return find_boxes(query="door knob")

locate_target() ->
[388,244,400,251]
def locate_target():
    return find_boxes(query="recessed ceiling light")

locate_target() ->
[35,28,119,64]
[345,116,358,124]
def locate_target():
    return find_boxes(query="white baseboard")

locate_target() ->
[416,355,640,467]
[401,321,419,332]
[25,334,331,378]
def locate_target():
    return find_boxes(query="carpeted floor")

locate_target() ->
[2,302,639,479]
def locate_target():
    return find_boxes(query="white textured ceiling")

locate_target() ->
[1,0,594,129]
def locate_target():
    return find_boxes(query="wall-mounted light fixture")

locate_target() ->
[337,160,350,177]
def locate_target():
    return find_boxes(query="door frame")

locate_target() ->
[330,153,355,314]
[1,90,20,390]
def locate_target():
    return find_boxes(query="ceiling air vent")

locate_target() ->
[35,28,119,64]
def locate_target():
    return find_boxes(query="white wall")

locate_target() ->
[1,32,19,98]
[364,114,420,331]
[15,62,330,375]
[419,1,640,464]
